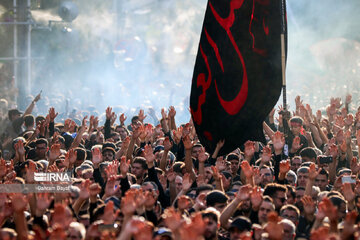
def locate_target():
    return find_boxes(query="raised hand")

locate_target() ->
[211,166,222,182]
[78,179,91,200]
[172,126,183,144]
[51,203,73,228]
[236,184,252,201]
[105,107,114,120]
[182,173,193,191]
[279,160,290,175]
[344,114,354,126]
[48,107,58,122]
[250,186,263,210]
[244,141,255,159]
[240,161,254,179]
[290,136,303,153]
[316,110,322,122]
[138,109,147,122]
[198,147,208,163]
[168,106,176,118]
[121,189,137,216]
[328,143,339,158]
[182,135,194,150]
[64,148,77,168]
[89,183,101,201]
[101,201,119,224]
[10,193,28,212]
[0,159,7,178]
[36,192,53,212]
[261,146,272,163]
[320,197,338,222]
[91,148,103,166]
[342,182,356,203]
[104,175,119,198]
[265,212,283,240]
[163,136,173,152]
[105,161,119,177]
[25,160,37,183]
[120,156,130,177]
[301,195,316,216]
[143,144,155,166]
[271,131,285,154]
[308,163,320,181]
[295,95,302,108]
[14,140,25,157]
[350,157,360,174]
[163,207,184,232]
[181,212,205,239]
[167,169,176,183]
[215,156,226,171]
[346,94,352,104]
[49,144,61,161]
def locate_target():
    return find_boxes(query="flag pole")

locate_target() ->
[280,0,290,144]
[280,0,287,111]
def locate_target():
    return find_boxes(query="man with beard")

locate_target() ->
[226,153,241,181]
[202,208,227,240]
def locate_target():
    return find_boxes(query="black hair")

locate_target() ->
[24,114,35,127]
[35,138,48,147]
[299,147,317,160]
[133,157,148,170]
[263,183,287,198]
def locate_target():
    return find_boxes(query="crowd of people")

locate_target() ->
[0,91,359,240]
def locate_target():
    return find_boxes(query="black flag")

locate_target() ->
[190,0,287,155]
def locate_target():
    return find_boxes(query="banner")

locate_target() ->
[190,0,286,155]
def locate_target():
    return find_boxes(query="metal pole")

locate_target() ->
[280,0,287,110]
[27,0,31,94]
[13,0,18,89]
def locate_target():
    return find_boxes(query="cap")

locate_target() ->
[102,147,115,155]
[229,216,252,232]
[154,145,164,154]
[8,109,22,118]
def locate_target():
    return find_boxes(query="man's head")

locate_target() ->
[329,195,347,220]
[296,166,309,187]
[226,153,240,175]
[141,181,159,200]
[115,125,129,140]
[259,165,274,187]
[102,147,115,162]
[23,114,35,129]
[289,117,303,136]
[175,175,183,193]
[206,190,229,213]
[299,147,317,163]
[35,138,49,159]
[258,196,275,225]
[192,143,203,159]
[221,171,232,191]
[228,216,252,240]
[74,148,87,167]
[263,183,287,211]
[280,204,300,225]
[290,156,302,172]
[132,157,147,179]
[280,219,296,240]
[8,109,22,122]
[315,168,329,191]
[204,164,213,183]
[286,170,297,186]
[202,208,220,240]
